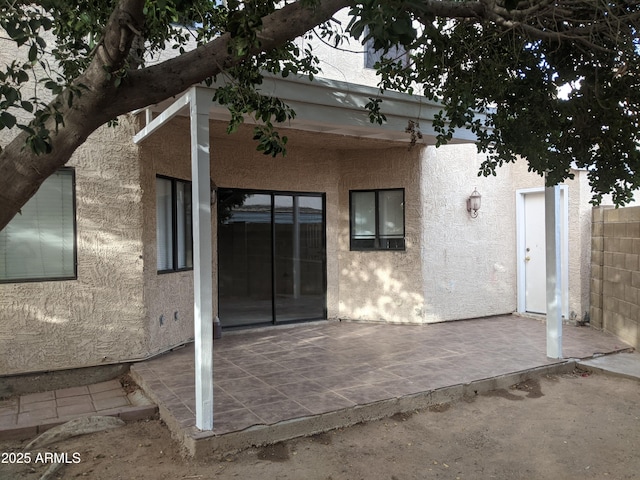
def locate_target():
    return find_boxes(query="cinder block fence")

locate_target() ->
[591,206,640,349]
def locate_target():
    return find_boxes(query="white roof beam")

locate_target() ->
[133,91,192,144]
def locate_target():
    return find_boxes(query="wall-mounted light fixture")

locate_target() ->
[467,188,481,218]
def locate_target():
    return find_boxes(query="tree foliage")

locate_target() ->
[0,0,639,230]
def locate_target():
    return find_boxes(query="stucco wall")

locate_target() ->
[419,145,516,321]
[138,117,427,326]
[570,171,594,323]
[139,118,198,356]
[337,147,425,323]
[418,145,593,323]
[138,119,344,334]
[0,118,147,375]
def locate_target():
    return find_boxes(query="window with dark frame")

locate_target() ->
[0,168,77,283]
[156,176,193,273]
[350,189,405,251]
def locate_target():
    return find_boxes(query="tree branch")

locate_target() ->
[0,0,352,230]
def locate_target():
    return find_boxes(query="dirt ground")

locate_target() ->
[1,370,639,480]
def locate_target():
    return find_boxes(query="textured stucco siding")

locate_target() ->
[569,172,594,322]
[139,118,426,326]
[0,118,147,375]
[138,118,347,350]
[420,145,516,321]
[337,147,425,323]
[419,146,593,322]
[139,118,198,356]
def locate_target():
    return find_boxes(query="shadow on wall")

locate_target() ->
[0,175,148,375]
[338,252,425,324]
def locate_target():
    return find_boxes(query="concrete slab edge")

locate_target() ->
[577,358,640,382]
[169,360,579,459]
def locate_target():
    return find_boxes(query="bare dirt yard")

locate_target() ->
[1,370,639,480]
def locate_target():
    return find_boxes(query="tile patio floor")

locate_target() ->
[130,314,631,454]
[0,379,157,441]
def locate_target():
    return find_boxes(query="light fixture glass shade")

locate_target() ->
[467,189,481,217]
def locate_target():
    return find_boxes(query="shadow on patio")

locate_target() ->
[130,314,630,457]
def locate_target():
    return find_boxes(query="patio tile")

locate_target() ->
[371,378,429,396]
[332,385,394,405]
[55,385,90,398]
[166,403,195,422]
[241,361,290,376]
[93,395,130,412]
[249,399,312,425]
[216,376,270,393]
[55,395,93,408]
[171,388,195,408]
[17,406,57,424]
[230,386,289,409]
[20,391,55,404]
[20,399,56,413]
[312,373,363,390]
[211,408,263,434]
[225,353,270,368]
[179,416,196,428]
[212,366,251,381]
[275,379,326,398]
[294,391,355,415]
[258,370,307,386]
[88,380,122,394]
[57,402,96,417]
[292,363,351,378]
[161,376,196,389]
[213,393,245,414]
[91,388,127,401]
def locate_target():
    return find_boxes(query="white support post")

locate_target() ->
[545,184,563,359]
[190,87,214,430]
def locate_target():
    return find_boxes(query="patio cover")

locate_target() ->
[131,75,563,431]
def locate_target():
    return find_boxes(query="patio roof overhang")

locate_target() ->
[132,74,480,145]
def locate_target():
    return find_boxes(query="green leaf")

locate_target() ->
[28,43,38,63]
[0,112,16,129]
[5,88,19,105]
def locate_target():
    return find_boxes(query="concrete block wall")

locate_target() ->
[591,206,640,349]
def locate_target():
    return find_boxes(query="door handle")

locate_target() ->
[525,256,531,262]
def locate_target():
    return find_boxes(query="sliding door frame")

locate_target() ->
[217,187,327,328]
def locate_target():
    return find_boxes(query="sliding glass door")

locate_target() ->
[218,189,325,328]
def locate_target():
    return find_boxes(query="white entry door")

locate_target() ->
[517,188,569,316]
